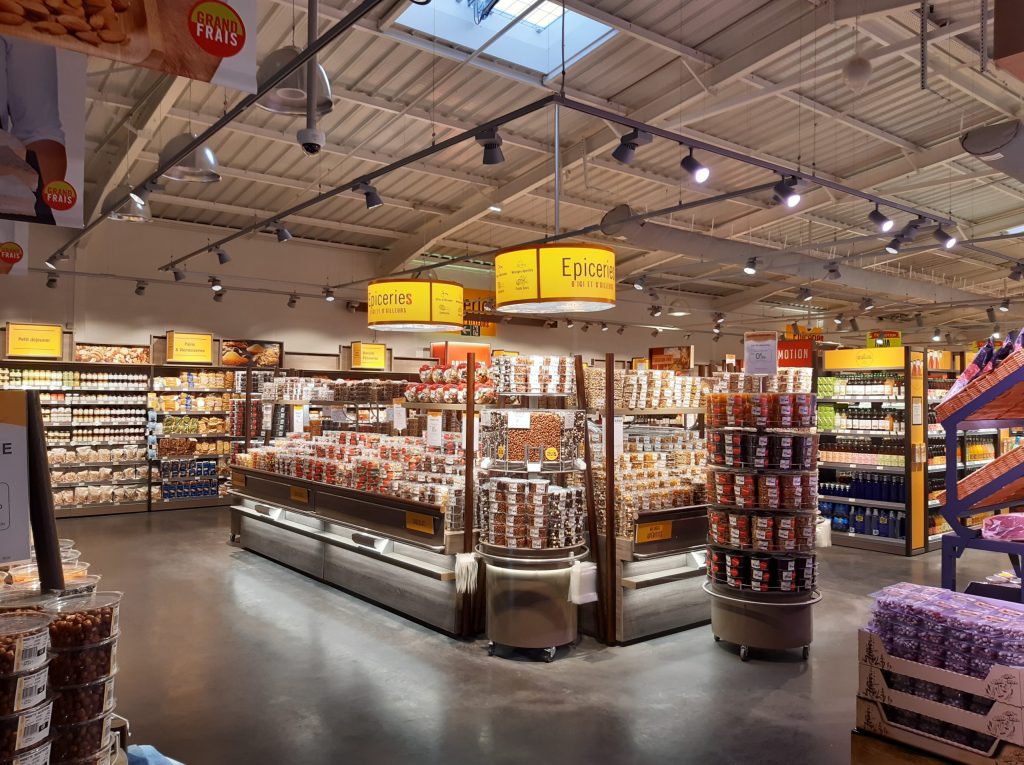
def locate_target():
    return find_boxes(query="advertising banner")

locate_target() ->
[0,392,30,565]
[460,288,496,337]
[0,220,27,275]
[649,346,694,371]
[0,44,84,227]
[0,1,257,92]
[867,330,902,348]
[744,331,779,375]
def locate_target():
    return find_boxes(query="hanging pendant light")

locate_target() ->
[367,279,464,331]
[494,243,616,313]
[255,46,333,116]
[104,183,152,222]
[159,133,220,183]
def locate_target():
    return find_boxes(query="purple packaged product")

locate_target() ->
[945,342,995,400]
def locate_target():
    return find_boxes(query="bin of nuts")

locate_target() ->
[44,593,121,649]
[0,699,53,759]
[52,674,115,726]
[0,663,49,716]
[0,613,51,675]
[48,638,117,687]
[50,712,111,762]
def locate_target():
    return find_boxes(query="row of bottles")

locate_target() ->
[964,435,996,463]
[827,407,905,434]
[820,473,907,503]
[820,438,905,467]
[0,369,149,389]
[827,373,904,399]
[820,504,907,539]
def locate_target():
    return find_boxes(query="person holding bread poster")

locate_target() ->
[0,37,83,227]
[0,0,257,93]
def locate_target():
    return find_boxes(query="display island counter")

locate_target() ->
[229,466,468,634]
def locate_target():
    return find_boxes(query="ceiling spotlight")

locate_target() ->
[1012,263,1024,282]
[651,328,662,337]
[900,217,927,240]
[45,273,58,289]
[932,328,941,342]
[346,301,358,313]
[714,312,725,325]
[798,287,812,302]
[712,325,721,335]
[945,333,953,344]
[833,315,844,326]
[934,227,956,249]
[105,183,153,222]
[860,297,875,311]
[1000,298,1010,312]
[159,132,220,183]
[743,257,758,275]
[869,206,894,233]
[287,294,298,308]
[172,269,186,282]
[993,326,1002,340]
[915,313,924,328]
[611,129,652,165]
[616,325,625,335]
[209,277,223,292]
[680,148,710,184]
[875,337,884,346]
[275,226,293,243]
[850,318,860,331]
[987,306,997,323]
[355,182,383,210]
[566,319,574,329]
[600,323,609,332]
[632,276,647,291]
[213,290,225,303]
[323,288,336,303]
[772,177,801,208]
[884,238,901,255]
[488,204,502,213]
[475,128,505,165]
[44,254,60,270]
[650,305,663,318]
[134,281,146,296]
[581,323,590,333]
[668,301,689,316]
[712,334,721,343]
[256,45,333,116]
[214,247,230,265]
[824,262,841,281]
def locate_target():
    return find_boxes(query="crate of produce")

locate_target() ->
[859,630,1024,707]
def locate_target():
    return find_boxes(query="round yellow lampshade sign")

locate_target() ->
[367,279,465,331]
[495,243,615,313]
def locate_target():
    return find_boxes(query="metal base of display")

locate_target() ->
[703,581,820,662]
[477,542,588,661]
[941,532,1024,602]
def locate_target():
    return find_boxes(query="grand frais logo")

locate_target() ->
[189,1,246,58]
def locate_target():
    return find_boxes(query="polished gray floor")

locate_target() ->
[58,509,1001,765]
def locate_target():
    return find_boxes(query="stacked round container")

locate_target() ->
[43,593,122,765]
[0,611,56,763]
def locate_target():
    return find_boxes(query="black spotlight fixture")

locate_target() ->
[213,290,225,303]
[581,323,590,333]
[714,312,725,325]
[932,328,941,342]
[869,205,894,233]
[214,247,230,265]
[860,296,875,311]
[826,262,842,280]
[933,227,956,249]
[798,287,812,302]
[898,217,926,242]
[1012,263,1024,282]
[323,288,336,303]
[712,334,721,343]
[743,257,758,275]
[945,333,953,344]
[287,294,298,308]
[355,182,383,210]
[712,325,721,335]
[833,314,844,326]
[1000,298,1010,312]
[915,313,924,328]
[850,318,860,331]
[172,268,186,282]
[651,328,661,338]
[209,277,223,292]
[46,273,58,289]
[993,325,1002,340]
[44,254,60,270]
[680,148,710,184]
[616,325,625,335]
[275,225,292,243]
[772,176,800,208]
[475,128,505,165]
[566,319,574,329]
[884,238,901,255]
[134,281,146,296]
[987,306,997,323]
[632,275,647,291]
[650,305,663,318]
[346,301,358,313]
[611,129,652,165]
[600,323,609,332]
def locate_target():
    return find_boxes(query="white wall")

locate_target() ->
[0,221,744,365]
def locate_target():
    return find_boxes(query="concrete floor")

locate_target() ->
[57,508,1003,765]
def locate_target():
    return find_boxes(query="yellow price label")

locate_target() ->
[289,486,310,504]
[635,522,673,543]
[231,471,246,487]
[406,511,434,534]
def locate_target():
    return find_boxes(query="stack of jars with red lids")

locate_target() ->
[43,592,123,764]
[0,610,55,763]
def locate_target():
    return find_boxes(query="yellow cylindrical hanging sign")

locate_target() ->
[494,243,616,313]
[367,279,465,331]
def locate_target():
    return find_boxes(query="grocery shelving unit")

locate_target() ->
[816,346,929,555]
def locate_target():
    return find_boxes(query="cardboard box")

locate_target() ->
[859,664,1024,745]
[859,630,1024,707]
[856,697,1024,764]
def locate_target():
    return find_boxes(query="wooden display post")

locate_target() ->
[461,353,477,638]
[603,353,617,645]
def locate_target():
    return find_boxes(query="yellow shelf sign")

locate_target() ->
[166,331,213,364]
[289,486,310,504]
[351,342,387,370]
[636,521,673,543]
[406,511,434,534]
[5,323,63,359]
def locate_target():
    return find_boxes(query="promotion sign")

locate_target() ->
[351,342,387,370]
[0,392,30,564]
[778,339,814,368]
[0,221,27,276]
[0,1,257,93]
[5,323,62,359]
[166,331,213,364]
[649,346,694,371]
[744,331,779,375]
[0,46,85,227]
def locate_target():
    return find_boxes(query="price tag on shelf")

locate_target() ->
[426,413,443,447]
[393,404,407,433]
[636,521,672,543]
[289,486,309,504]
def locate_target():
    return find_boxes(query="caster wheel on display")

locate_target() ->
[803,646,810,660]
[544,647,556,663]
[487,642,495,657]
[740,646,750,662]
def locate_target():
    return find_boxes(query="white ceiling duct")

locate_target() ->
[256,46,333,116]
[600,204,983,307]
[961,121,1024,183]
